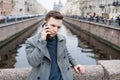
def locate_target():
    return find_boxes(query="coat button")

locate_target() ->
[37,77,40,80]
[67,67,70,70]
[64,56,66,59]
[42,62,44,64]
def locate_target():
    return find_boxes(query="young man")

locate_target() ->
[25,10,85,80]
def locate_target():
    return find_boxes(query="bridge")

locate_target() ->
[0,16,120,80]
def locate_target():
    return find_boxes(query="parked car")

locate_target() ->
[6,15,16,22]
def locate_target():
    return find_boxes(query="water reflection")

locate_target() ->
[14,44,30,68]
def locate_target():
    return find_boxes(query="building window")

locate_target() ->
[105,8,106,13]
[19,8,22,12]
[118,8,120,13]
[114,9,115,13]
[110,8,111,13]
[113,9,114,13]
[116,9,117,13]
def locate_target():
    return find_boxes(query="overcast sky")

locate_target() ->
[37,0,67,10]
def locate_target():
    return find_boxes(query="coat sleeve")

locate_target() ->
[66,48,78,67]
[63,36,78,67]
[25,37,47,68]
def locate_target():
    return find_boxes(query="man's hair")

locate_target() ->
[45,10,63,21]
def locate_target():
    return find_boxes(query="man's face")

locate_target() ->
[46,17,62,37]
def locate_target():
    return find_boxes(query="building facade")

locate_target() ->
[64,0,73,16]
[0,0,14,16]
[39,3,46,15]
[11,0,40,16]
[53,0,63,12]
[64,0,120,19]
[90,0,120,19]
[28,0,40,15]
[71,0,80,16]
[11,0,26,16]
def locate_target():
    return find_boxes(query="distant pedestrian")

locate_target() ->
[116,16,120,26]
[109,17,113,25]
[96,15,100,22]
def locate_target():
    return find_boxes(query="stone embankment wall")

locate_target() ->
[0,60,120,80]
[0,17,41,42]
[64,17,120,52]
[0,17,43,58]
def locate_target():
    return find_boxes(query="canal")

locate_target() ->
[0,23,120,68]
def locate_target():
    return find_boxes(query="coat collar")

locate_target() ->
[57,34,66,58]
[57,34,65,42]
[35,32,65,61]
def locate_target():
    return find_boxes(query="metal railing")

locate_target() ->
[0,15,44,25]
[66,15,120,27]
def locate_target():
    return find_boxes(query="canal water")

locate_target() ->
[1,24,119,68]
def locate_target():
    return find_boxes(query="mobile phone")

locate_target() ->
[42,23,51,39]
[42,23,46,28]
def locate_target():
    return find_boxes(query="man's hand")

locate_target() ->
[41,26,50,40]
[73,64,85,74]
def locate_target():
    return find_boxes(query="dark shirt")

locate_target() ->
[46,37,63,80]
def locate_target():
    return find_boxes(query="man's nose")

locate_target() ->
[54,27,58,32]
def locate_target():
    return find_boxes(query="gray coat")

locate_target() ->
[25,33,78,80]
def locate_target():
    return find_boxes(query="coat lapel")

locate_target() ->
[35,33,65,61]
[36,33,51,61]
[44,47,51,61]
[57,34,65,58]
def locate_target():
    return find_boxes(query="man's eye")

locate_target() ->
[58,26,61,29]
[51,25,55,27]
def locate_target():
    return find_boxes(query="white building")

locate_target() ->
[71,0,80,16]
[29,0,40,15]
[11,0,26,16]
[53,0,63,12]
[64,0,120,19]
[90,0,120,19]
[64,0,73,16]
